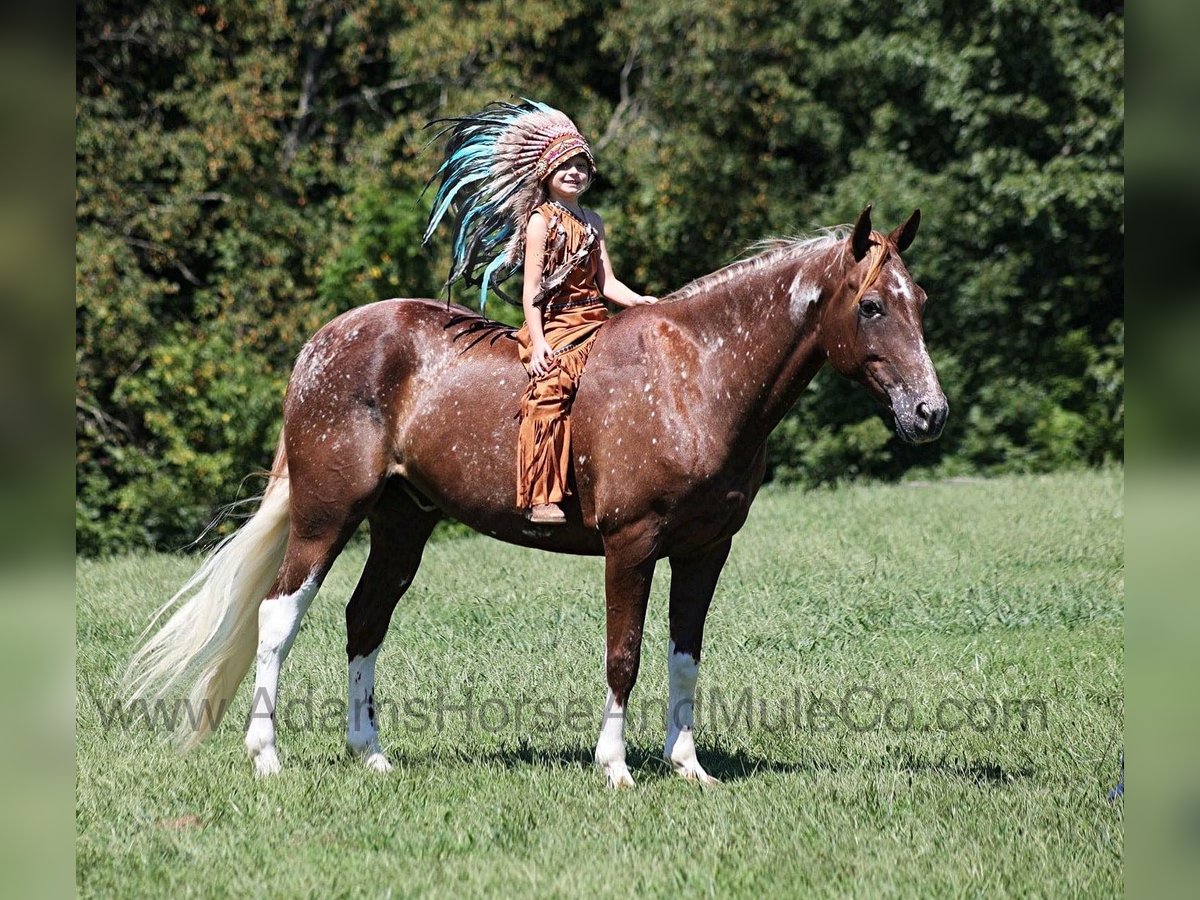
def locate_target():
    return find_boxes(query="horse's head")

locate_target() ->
[820,205,948,444]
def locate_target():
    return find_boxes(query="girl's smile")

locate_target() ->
[548,154,592,199]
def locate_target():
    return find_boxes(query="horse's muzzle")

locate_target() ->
[900,395,948,443]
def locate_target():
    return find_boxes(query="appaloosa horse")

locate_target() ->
[127,206,947,787]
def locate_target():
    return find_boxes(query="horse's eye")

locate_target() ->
[859,298,884,319]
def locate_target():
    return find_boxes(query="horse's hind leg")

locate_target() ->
[344,480,441,772]
[245,533,353,775]
[245,464,381,776]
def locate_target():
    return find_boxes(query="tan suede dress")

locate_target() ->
[514,202,608,508]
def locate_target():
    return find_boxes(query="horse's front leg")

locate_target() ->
[665,539,732,786]
[595,529,657,789]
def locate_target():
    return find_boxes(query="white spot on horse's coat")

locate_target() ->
[246,575,320,776]
[643,383,651,392]
[788,270,820,323]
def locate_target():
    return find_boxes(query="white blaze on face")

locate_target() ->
[595,689,634,788]
[347,647,391,772]
[880,266,945,439]
[888,268,916,304]
[245,575,320,776]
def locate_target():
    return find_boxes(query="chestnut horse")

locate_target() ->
[127,206,947,787]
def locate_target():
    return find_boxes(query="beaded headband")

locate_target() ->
[535,133,594,181]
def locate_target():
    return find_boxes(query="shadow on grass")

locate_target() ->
[645,747,1035,787]
[371,740,1036,787]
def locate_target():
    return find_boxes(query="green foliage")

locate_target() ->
[319,171,436,309]
[77,0,1123,553]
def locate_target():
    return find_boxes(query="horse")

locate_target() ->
[126,205,947,787]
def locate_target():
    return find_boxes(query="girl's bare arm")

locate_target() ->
[522,212,555,375]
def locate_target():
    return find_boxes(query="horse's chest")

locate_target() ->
[668,447,767,541]
[681,474,754,525]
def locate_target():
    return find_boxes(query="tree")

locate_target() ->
[76,0,1123,554]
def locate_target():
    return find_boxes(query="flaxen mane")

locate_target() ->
[664,227,851,303]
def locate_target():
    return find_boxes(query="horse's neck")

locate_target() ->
[662,247,835,454]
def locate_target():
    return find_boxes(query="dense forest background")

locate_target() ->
[76,0,1123,555]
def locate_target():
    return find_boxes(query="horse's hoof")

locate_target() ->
[252,748,282,777]
[363,752,393,773]
[677,766,720,787]
[669,757,720,786]
[602,762,635,789]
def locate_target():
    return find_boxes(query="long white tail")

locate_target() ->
[125,439,291,749]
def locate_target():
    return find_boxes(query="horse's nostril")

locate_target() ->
[916,401,932,424]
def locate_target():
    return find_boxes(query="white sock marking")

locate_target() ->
[244,576,318,775]
[595,689,634,788]
[665,640,717,785]
[347,647,391,772]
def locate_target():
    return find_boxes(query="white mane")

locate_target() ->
[663,226,849,302]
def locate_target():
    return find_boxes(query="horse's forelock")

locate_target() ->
[850,231,898,307]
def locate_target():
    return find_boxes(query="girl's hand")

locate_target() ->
[530,339,556,377]
[639,295,659,305]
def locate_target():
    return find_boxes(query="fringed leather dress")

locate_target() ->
[514,201,608,508]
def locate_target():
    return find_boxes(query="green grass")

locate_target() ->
[77,469,1124,897]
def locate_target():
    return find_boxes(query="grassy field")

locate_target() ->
[76,469,1123,897]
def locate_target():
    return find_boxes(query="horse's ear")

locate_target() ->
[851,204,874,262]
[888,208,921,254]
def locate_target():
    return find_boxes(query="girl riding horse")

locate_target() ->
[423,101,657,524]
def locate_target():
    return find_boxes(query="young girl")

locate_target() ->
[424,100,656,523]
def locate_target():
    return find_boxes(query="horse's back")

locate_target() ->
[284,298,604,554]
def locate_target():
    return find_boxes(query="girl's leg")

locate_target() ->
[516,369,572,513]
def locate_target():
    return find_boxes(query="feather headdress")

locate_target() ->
[422,99,595,309]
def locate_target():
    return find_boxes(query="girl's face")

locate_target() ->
[546,153,592,202]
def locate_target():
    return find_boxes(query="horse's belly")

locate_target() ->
[387,468,604,556]
[395,431,605,557]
